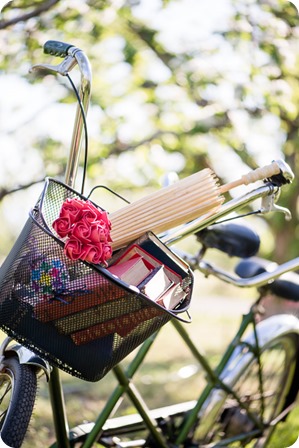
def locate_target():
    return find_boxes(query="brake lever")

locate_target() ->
[29,54,77,76]
[260,189,292,221]
[258,159,293,220]
[29,43,84,76]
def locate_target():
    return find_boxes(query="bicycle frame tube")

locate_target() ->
[70,309,261,448]
[81,332,163,448]
[49,368,70,448]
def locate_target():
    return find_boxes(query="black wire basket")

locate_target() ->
[0,178,193,381]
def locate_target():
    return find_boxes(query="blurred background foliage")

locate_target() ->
[0,0,299,262]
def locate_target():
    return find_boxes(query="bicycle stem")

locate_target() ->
[64,47,92,188]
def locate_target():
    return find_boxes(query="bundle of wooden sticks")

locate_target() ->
[109,161,281,250]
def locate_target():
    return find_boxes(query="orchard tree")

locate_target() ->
[0,0,298,261]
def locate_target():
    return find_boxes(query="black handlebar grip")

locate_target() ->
[43,40,75,58]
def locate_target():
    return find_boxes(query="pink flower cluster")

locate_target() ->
[53,197,112,265]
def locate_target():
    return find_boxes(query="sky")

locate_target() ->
[0,1,13,15]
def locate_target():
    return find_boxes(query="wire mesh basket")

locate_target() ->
[0,178,193,381]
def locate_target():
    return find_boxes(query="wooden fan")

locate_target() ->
[110,161,281,250]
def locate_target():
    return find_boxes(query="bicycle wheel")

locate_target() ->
[0,356,37,448]
[193,315,299,447]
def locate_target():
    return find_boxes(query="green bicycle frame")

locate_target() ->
[48,304,263,448]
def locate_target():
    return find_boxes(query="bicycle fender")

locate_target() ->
[220,314,299,385]
[5,344,52,381]
[247,313,299,345]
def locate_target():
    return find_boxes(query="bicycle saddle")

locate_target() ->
[235,258,299,302]
[196,222,260,258]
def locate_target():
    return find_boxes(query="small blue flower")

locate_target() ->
[31,269,41,281]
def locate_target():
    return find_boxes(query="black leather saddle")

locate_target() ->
[196,222,299,301]
[236,258,299,302]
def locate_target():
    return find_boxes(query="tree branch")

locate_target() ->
[0,178,45,201]
[0,0,60,30]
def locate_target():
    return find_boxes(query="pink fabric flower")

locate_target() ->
[64,238,83,261]
[52,216,72,238]
[102,244,113,262]
[59,198,85,224]
[81,243,103,264]
[71,221,92,244]
[80,203,99,223]
[53,197,113,265]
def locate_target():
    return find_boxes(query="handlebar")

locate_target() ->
[43,40,75,58]
[30,40,92,188]
[197,258,299,289]
[220,159,294,193]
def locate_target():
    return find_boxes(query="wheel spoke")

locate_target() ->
[193,333,298,447]
[0,382,12,404]
[0,378,12,429]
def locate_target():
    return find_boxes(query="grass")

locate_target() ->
[3,268,299,447]
[26,363,299,448]
[272,407,299,447]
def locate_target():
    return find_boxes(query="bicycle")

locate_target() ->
[0,41,299,448]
